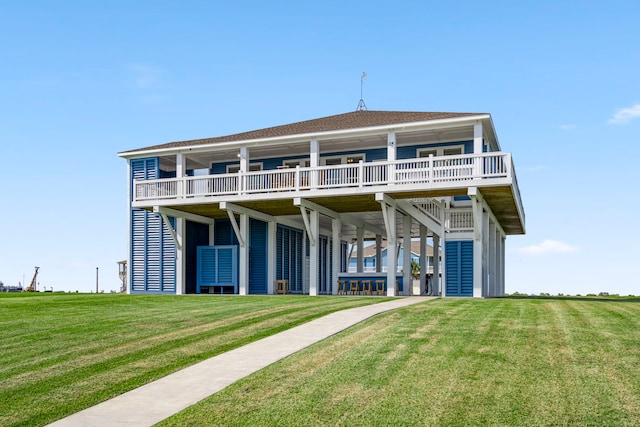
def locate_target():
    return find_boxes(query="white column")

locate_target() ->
[419,224,427,295]
[175,217,185,295]
[238,213,249,295]
[356,227,364,273]
[482,210,489,297]
[474,122,483,179]
[267,221,277,294]
[403,214,412,296]
[473,122,483,154]
[332,218,342,295]
[433,234,440,297]
[498,233,506,297]
[387,131,396,184]
[239,146,248,172]
[310,138,319,188]
[375,234,382,273]
[490,221,497,297]
[385,207,397,296]
[308,210,319,296]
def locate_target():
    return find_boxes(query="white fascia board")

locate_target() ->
[482,116,501,152]
[117,115,491,159]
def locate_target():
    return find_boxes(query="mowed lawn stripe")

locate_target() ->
[158,297,640,427]
[0,294,390,427]
[1,297,354,378]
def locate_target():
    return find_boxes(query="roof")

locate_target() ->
[123,110,485,153]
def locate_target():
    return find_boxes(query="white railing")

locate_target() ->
[445,209,474,231]
[413,198,443,222]
[134,152,514,202]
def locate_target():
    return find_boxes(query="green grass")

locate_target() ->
[0,293,390,427]
[159,296,640,427]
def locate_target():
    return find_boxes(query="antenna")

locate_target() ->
[356,72,368,111]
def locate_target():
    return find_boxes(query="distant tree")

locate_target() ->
[410,260,420,280]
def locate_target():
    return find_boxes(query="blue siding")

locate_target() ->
[276,224,304,293]
[130,157,176,293]
[210,141,474,173]
[249,219,268,294]
[445,241,473,297]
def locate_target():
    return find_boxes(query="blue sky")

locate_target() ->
[1,1,638,295]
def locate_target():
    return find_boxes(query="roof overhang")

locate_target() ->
[118,114,495,159]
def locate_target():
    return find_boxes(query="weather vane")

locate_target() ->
[356,72,368,111]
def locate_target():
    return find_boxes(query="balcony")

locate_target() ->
[133,152,525,235]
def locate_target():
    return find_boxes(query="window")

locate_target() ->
[283,159,310,168]
[321,154,365,165]
[226,163,263,173]
[418,145,464,157]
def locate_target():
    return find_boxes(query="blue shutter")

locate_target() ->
[197,245,238,293]
[276,224,304,293]
[445,241,473,297]
[129,157,176,293]
[249,219,268,294]
[215,219,239,246]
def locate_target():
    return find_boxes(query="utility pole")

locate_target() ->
[96,267,99,293]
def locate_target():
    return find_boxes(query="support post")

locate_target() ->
[433,234,441,297]
[308,210,319,296]
[420,224,427,295]
[403,214,412,296]
[238,213,249,295]
[267,221,277,294]
[375,234,382,273]
[175,217,185,295]
[356,227,364,273]
[384,206,397,296]
[332,218,342,295]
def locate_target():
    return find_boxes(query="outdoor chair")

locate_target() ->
[361,280,372,295]
[349,280,360,295]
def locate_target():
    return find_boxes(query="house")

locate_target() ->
[347,241,434,274]
[119,110,525,297]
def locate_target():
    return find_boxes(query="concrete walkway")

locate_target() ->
[48,297,432,427]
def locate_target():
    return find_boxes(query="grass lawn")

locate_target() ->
[0,293,389,427]
[158,296,640,427]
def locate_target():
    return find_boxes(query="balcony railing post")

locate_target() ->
[428,154,434,183]
[358,160,364,187]
[388,160,396,185]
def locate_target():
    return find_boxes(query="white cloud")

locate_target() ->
[607,103,640,125]
[559,124,575,130]
[515,239,579,256]
[127,64,163,89]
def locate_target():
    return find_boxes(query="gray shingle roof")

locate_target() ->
[124,110,484,153]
